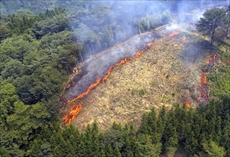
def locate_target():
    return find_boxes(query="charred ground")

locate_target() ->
[61,27,216,131]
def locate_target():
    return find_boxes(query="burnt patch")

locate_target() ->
[72,66,89,83]
[64,25,181,100]
[179,40,211,64]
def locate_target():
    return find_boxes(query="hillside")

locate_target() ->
[1,1,230,156]
[62,27,215,131]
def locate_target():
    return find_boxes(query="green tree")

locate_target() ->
[134,134,161,157]
[6,102,50,144]
[1,59,24,79]
[201,141,226,157]
[0,24,10,41]
[102,122,124,152]
[196,7,226,44]
[139,108,161,143]
[163,123,178,155]
[106,144,114,157]
[32,14,70,39]
[0,35,37,61]
[0,147,10,157]
[113,145,122,157]
[83,122,101,157]
[5,9,37,35]
[0,82,18,113]
[226,5,230,37]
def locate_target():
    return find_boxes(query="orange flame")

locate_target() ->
[213,54,217,60]
[198,73,209,103]
[185,102,191,108]
[103,66,113,83]
[206,57,212,64]
[201,73,207,84]
[63,41,155,125]
[67,78,101,103]
[135,50,144,58]
[168,31,179,37]
[68,42,155,100]
[62,103,82,125]
[197,54,218,103]
[103,58,130,83]
[147,42,154,49]
[103,47,151,83]
[70,42,154,102]
[206,54,217,64]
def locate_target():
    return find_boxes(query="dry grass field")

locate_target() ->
[63,29,213,131]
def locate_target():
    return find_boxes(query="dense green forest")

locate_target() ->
[0,0,230,156]
[0,0,173,56]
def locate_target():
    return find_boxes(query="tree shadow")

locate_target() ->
[215,37,230,48]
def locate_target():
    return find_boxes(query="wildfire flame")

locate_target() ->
[185,102,191,108]
[63,41,156,125]
[197,54,217,104]
[197,73,208,103]
[103,58,129,83]
[206,53,217,64]
[135,50,145,58]
[214,54,217,60]
[67,78,101,103]
[103,48,150,83]
[201,73,207,84]
[206,57,212,64]
[147,42,154,49]
[197,85,209,103]
[62,103,82,125]
[168,30,179,38]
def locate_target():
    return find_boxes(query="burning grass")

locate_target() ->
[67,31,206,131]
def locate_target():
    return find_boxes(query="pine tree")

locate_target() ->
[202,141,226,157]
[113,145,122,157]
[106,144,114,157]
[196,7,226,44]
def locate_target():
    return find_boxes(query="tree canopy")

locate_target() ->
[196,7,227,44]
[0,1,230,156]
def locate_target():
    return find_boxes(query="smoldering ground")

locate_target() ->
[65,0,229,99]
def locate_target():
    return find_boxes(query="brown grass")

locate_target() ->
[69,31,204,131]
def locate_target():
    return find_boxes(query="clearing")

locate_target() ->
[62,27,215,131]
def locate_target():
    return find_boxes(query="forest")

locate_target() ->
[0,0,230,156]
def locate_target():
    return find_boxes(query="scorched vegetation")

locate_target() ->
[0,1,230,157]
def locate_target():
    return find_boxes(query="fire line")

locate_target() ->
[168,30,179,38]
[63,43,153,125]
[185,102,191,108]
[62,103,82,125]
[67,43,154,104]
[197,54,217,104]
[62,30,180,125]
